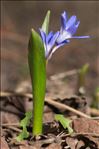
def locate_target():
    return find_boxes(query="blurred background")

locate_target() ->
[1,1,99,98]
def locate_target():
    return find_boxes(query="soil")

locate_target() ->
[1,92,99,149]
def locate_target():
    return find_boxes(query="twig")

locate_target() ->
[64,146,71,149]
[1,91,91,118]
[0,91,91,119]
[2,125,21,132]
[91,117,99,120]
[45,97,91,119]
[72,132,99,137]
[89,108,99,116]
[0,91,32,98]
[0,92,91,118]
[1,123,19,127]
[62,132,99,137]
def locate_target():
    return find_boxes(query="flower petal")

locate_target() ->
[56,30,71,44]
[39,28,46,43]
[48,31,59,50]
[75,20,80,28]
[47,31,54,43]
[67,21,80,35]
[39,29,47,53]
[66,15,77,30]
[71,35,90,39]
[61,11,68,30]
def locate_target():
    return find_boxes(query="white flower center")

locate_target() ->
[57,30,71,44]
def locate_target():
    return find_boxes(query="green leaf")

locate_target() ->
[16,111,32,141]
[28,29,46,135]
[78,63,89,95]
[20,111,32,127]
[55,114,73,134]
[78,63,89,87]
[16,127,29,142]
[42,10,50,34]
[91,87,99,109]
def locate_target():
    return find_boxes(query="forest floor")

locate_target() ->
[1,70,99,149]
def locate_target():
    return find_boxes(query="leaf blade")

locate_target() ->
[28,29,46,135]
[42,10,51,34]
[55,114,73,134]
[16,111,32,141]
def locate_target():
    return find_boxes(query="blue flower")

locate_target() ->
[40,11,90,60]
[56,11,90,45]
[40,29,66,59]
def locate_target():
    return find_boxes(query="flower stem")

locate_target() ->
[32,92,45,135]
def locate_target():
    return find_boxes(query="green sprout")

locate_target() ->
[28,31,46,135]
[28,11,50,136]
[91,87,99,109]
[77,63,89,95]
[16,111,32,141]
[55,114,73,134]
[28,29,46,135]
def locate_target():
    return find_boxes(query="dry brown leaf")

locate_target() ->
[73,118,99,134]
[1,137,9,149]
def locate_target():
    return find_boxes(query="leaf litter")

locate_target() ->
[1,68,99,149]
[1,92,99,149]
